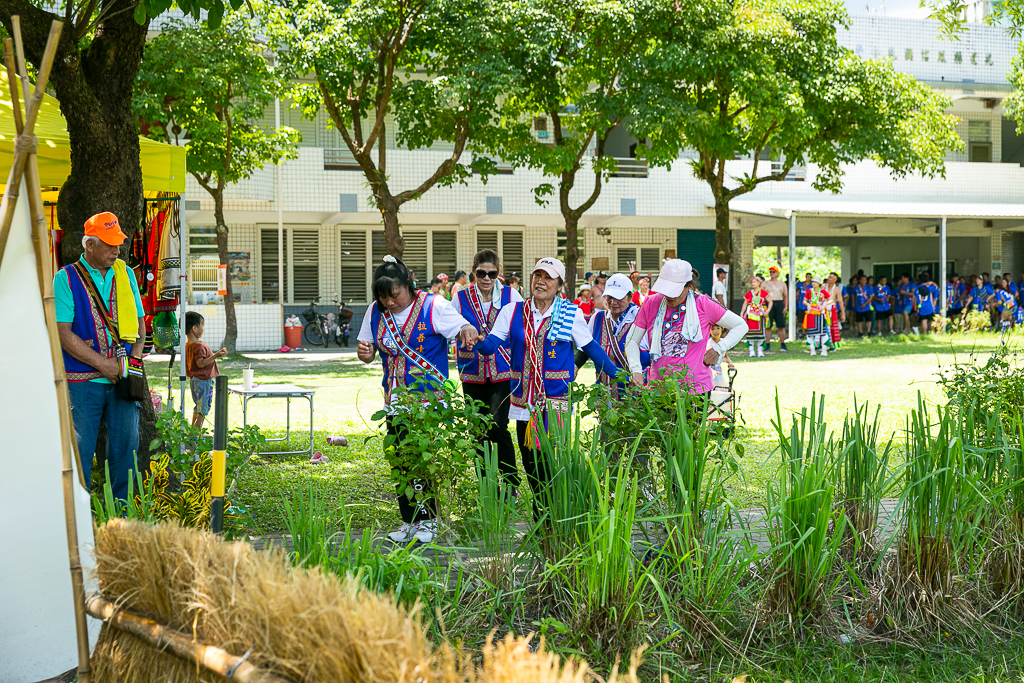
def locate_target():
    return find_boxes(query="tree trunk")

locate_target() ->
[563,215,580,296]
[714,194,735,310]
[1,0,154,476]
[380,199,405,261]
[0,1,149,263]
[213,188,237,354]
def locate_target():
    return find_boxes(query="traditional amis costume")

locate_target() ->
[357,257,475,542]
[625,260,747,397]
[472,258,619,514]
[452,277,523,486]
[740,278,770,358]
[803,277,833,356]
[583,273,651,401]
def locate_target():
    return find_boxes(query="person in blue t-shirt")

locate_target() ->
[853,274,874,336]
[896,273,915,333]
[993,284,1016,331]
[795,273,811,336]
[965,275,985,313]
[914,272,938,334]
[945,274,964,321]
[875,276,894,335]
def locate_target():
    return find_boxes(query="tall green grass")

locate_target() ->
[765,394,847,628]
[833,398,894,555]
[883,397,989,629]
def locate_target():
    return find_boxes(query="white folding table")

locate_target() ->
[228,383,315,457]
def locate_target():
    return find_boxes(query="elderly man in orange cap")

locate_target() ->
[53,212,145,500]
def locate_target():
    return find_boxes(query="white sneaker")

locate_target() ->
[756,346,765,358]
[912,326,919,335]
[748,345,756,357]
[820,346,828,357]
[387,522,416,543]
[413,520,438,543]
[808,343,817,356]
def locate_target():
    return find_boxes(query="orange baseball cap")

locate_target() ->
[84,212,127,246]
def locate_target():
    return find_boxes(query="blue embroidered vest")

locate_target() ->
[370,292,449,396]
[62,263,128,382]
[456,285,513,383]
[506,301,576,409]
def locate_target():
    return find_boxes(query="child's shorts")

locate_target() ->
[190,377,215,416]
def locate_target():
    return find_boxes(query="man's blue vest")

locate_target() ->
[455,285,513,383]
[62,263,129,382]
[370,292,449,395]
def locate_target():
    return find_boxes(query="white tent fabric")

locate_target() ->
[0,178,98,681]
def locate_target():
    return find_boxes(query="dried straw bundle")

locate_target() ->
[436,633,645,683]
[91,519,435,683]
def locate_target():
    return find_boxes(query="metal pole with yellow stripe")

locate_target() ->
[210,375,228,533]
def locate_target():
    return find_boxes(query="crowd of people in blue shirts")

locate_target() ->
[831,269,1023,336]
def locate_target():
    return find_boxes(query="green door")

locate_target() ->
[676,229,719,289]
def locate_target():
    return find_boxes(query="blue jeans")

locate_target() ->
[67,381,139,500]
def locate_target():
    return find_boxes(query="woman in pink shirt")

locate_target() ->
[624,260,747,395]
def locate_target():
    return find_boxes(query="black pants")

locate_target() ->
[386,418,437,524]
[516,419,553,518]
[462,380,518,487]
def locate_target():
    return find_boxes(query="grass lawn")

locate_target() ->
[146,331,1022,535]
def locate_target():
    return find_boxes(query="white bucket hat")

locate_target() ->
[651,259,693,298]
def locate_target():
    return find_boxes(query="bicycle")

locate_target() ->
[302,298,331,348]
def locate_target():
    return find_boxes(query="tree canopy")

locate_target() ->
[135,16,300,351]
[268,0,515,256]
[489,0,662,292]
[634,0,961,278]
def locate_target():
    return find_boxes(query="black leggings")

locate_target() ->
[462,380,518,486]
[386,418,437,524]
[516,419,553,517]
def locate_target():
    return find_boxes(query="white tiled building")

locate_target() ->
[183,13,1024,349]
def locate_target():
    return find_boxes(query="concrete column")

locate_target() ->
[991,229,1003,274]
[788,214,796,342]
[940,217,947,318]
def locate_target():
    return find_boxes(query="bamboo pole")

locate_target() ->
[85,596,298,683]
[0,19,62,264]
[3,19,94,683]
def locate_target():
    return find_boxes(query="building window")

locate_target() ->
[969,120,992,162]
[260,227,320,304]
[621,198,637,216]
[616,246,661,274]
[260,228,286,303]
[486,196,503,214]
[432,231,457,280]
[339,231,368,303]
[339,194,358,212]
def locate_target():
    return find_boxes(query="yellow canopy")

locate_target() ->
[0,74,186,194]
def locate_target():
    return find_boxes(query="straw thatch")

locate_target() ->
[91,520,649,683]
[92,519,435,683]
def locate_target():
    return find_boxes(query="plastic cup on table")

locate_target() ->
[243,368,254,392]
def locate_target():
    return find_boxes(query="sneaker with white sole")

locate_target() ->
[748,344,756,357]
[413,520,438,543]
[820,346,828,357]
[387,522,417,543]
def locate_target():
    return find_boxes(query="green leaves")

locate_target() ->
[134,16,300,187]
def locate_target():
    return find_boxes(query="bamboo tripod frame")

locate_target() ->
[0,18,95,683]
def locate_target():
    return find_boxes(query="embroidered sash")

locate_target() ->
[521,303,551,411]
[377,293,445,392]
[467,284,512,369]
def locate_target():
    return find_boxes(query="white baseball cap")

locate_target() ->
[533,257,565,280]
[651,259,693,298]
[603,273,634,301]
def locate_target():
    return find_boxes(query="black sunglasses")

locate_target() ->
[475,269,499,280]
